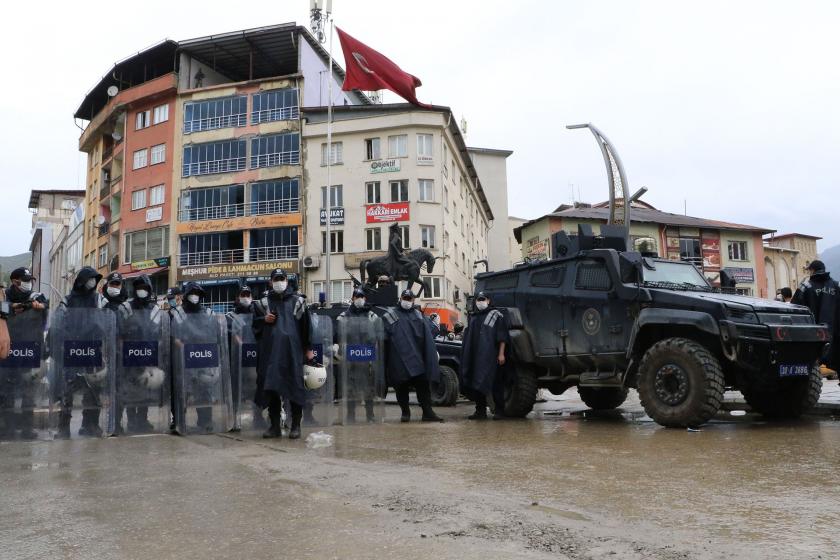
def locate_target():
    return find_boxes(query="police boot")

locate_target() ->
[19,410,37,440]
[252,405,268,431]
[55,411,71,440]
[468,406,488,420]
[288,404,302,440]
[78,409,103,437]
[1,409,15,439]
[365,401,376,423]
[345,401,357,424]
[417,382,444,423]
[262,402,283,439]
[195,407,213,433]
[134,407,154,433]
[303,404,318,426]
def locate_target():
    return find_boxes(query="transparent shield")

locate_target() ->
[171,312,232,435]
[48,307,117,438]
[116,307,171,435]
[0,310,50,440]
[337,312,386,424]
[306,313,336,428]
[230,314,266,432]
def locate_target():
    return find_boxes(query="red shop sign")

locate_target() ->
[366,202,410,223]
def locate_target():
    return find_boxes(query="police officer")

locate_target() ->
[337,288,382,423]
[793,260,839,369]
[102,272,128,311]
[165,286,182,312]
[175,282,216,431]
[165,285,182,432]
[460,292,510,420]
[227,284,267,430]
[253,269,314,439]
[383,290,443,423]
[56,266,107,438]
[427,312,441,338]
[1,268,48,439]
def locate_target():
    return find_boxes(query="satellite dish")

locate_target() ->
[97,215,106,225]
[111,131,122,142]
[107,85,119,97]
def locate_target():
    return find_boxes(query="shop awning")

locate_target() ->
[123,266,168,279]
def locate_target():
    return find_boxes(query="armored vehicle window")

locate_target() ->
[483,274,518,290]
[575,261,612,290]
[530,266,565,287]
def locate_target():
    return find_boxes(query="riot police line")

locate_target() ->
[0,265,454,442]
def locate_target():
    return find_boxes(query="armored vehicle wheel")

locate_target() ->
[431,365,459,407]
[742,365,822,419]
[577,386,629,410]
[499,363,538,417]
[637,337,725,428]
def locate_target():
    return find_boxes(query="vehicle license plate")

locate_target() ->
[779,364,810,377]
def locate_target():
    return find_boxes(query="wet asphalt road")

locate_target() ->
[1,396,839,560]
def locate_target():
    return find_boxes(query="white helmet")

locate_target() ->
[303,364,327,390]
[84,367,109,386]
[196,368,220,386]
[138,367,165,390]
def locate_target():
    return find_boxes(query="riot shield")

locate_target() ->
[171,312,232,434]
[229,314,266,432]
[306,313,336,427]
[337,311,386,424]
[0,310,50,440]
[49,307,117,438]
[116,306,170,434]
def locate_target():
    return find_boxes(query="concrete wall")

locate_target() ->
[299,39,355,108]
[469,149,512,272]
[177,54,232,91]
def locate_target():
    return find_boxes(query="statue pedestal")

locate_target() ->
[366,284,398,307]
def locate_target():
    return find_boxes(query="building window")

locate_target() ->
[313,280,353,304]
[133,149,148,170]
[443,231,449,251]
[182,140,247,177]
[443,186,449,210]
[365,138,381,160]
[322,230,344,253]
[632,237,658,254]
[135,110,151,130]
[417,133,433,163]
[251,133,300,169]
[179,231,244,266]
[422,276,442,298]
[418,179,434,202]
[388,134,407,157]
[250,179,300,215]
[728,241,749,261]
[153,104,169,125]
[390,180,408,202]
[366,181,381,204]
[125,226,169,264]
[321,142,343,165]
[150,144,166,165]
[366,228,382,251]
[251,88,299,124]
[184,96,248,133]
[149,185,164,206]
[461,214,465,235]
[443,144,449,176]
[131,189,147,211]
[420,225,436,249]
[320,185,343,209]
[399,225,410,249]
[98,245,108,268]
[461,252,466,270]
[454,243,459,268]
[249,226,299,261]
[180,184,245,221]
[679,238,702,267]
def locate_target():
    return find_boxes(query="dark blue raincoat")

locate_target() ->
[382,306,439,387]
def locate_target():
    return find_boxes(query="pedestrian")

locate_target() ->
[102,272,128,311]
[792,260,839,369]
[382,290,443,423]
[253,269,314,439]
[460,292,510,420]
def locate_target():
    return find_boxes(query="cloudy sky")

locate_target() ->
[0,0,837,256]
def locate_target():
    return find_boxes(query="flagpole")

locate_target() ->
[325,10,334,306]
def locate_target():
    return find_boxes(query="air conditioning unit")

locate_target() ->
[302,255,321,269]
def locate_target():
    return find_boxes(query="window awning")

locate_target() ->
[122,266,168,279]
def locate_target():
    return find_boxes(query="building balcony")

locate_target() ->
[182,157,247,178]
[179,245,300,267]
[179,198,300,222]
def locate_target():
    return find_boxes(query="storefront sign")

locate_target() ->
[320,207,345,226]
[370,159,401,174]
[176,213,301,235]
[525,240,549,259]
[177,259,299,282]
[131,257,170,272]
[366,202,410,223]
[723,267,754,284]
[146,206,163,223]
[701,231,721,271]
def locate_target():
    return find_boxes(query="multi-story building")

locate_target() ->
[27,189,85,298]
[301,104,496,325]
[514,201,775,297]
[763,233,822,295]
[508,216,527,265]
[467,147,514,271]
[48,202,86,298]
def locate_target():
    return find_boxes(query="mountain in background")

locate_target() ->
[0,252,32,284]
[820,244,840,275]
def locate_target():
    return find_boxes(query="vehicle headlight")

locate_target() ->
[723,304,759,324]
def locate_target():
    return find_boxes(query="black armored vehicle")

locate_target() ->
[475,225,829,427]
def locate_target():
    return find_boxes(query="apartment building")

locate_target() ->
[302,104,496,324]
[27,189,85,298]
[763,233,822,295]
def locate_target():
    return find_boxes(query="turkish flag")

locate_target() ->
[336,27,431,108]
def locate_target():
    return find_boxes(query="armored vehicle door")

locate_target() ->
[563,258,627,358]
[520,263,568,357]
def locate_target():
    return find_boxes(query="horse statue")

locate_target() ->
[360,248,437,297]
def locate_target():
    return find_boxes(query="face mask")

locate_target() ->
[167,298,177,307]
[272,281,288,293]
[19,281,32,292]
[353,298,366,309]
[107,287,122,297]
[136,289,149,299]
[187,294,200,304]
[476,301,489,311]
[400,299,413,310]
[85,278,97,290]
[240,297,252,307]
[261,297,269,308]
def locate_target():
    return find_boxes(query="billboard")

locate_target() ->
[366,202,410,223]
